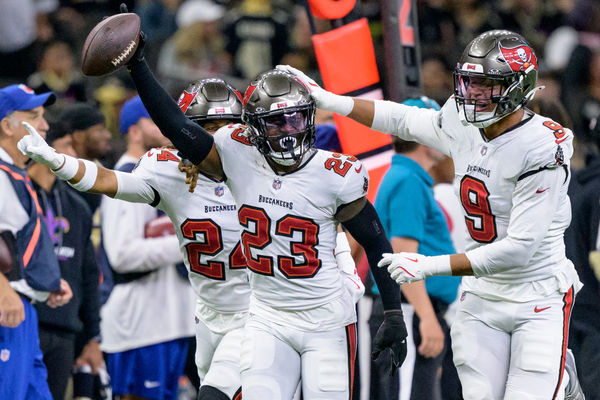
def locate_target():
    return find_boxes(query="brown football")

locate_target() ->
[81,13,141,76]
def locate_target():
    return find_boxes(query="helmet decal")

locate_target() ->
[499,44,538,73]
[243,84,257,106]
[180,79,243,124]
[178,90,198,113]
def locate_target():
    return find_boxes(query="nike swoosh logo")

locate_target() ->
[355,165,363,173]
[534,306,551,313]
[144,381,161,388]
[536,188,549,194]
[555,137,568,144]
[406,257,418,263]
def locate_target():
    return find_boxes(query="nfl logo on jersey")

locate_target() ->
[272,178,282,190]
[215,186,225,197]
[0,349,10,362]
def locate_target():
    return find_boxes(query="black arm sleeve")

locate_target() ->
[341,201,402,311]
[128,60,214,165]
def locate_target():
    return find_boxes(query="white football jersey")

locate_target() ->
[131,148,251,313]
[372,97,581,300]
[213,124,368,329]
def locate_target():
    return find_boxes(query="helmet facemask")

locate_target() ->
[246,105,316,166]
[242,69,317,168]
[454,72,513,128]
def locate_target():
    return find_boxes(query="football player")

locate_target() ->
[281,30,585,400]
[18,76,365,400]
[68,28,407,400]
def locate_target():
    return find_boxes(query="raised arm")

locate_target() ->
[17,122,156,204]
[277,65,451,155]
[126,43,224,178]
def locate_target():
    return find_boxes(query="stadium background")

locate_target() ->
[1,0,599,399]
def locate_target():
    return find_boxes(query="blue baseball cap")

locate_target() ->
[0,84,56,120]
[402,96,441,111]
[120,96,151,134]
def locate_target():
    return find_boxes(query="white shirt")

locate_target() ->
[100,154,195,352]
[372,97,581,301]
[213,124,365,330]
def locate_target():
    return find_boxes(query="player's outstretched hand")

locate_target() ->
[275,65,354,116]
[119,3,146,68]
[378,252,436,284]
[372,310,408,373]
[17,122,64,170]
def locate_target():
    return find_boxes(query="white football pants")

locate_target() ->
[451,287,575,400]
[240,314,357,400]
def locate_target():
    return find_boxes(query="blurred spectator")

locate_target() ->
[0,0,59,83]
[497,0,567,55]
[61,103,112,213]
[417,0,458,65]
[565,117,600,400]
[0,83,72,400]
[223,0,292,80]
[101,96,195,399]
[372,97,460,400]
[421,55,454,106]
[449,0,502,62]
[27,41,87,107]
[560,0,600,146]
[28,121,102,400]
[138,0,181,69]
[157,0,231,94]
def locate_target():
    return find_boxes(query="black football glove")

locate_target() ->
[372,310,408,375]
[119,3,146,68]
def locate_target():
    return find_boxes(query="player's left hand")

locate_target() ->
[378,252,446,285]
[46,279,73,308]
[372,310,408,373]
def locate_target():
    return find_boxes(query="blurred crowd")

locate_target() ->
[2,0,600,399]
[1,0,599,166]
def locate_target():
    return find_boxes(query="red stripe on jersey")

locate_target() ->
[346,323,357,400]
[552,286,574,399]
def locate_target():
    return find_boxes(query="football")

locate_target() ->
[81,13,141,76]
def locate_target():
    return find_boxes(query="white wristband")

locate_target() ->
[426,255,452,277]
[68,159,98,191]
[320,92,355,116]
[52,154,79,181]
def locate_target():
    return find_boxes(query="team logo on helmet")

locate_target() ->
[178,90,198,113]
[499,44,538,73]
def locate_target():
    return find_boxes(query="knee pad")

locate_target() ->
[197,385,231,400]
[514,335,557,373]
